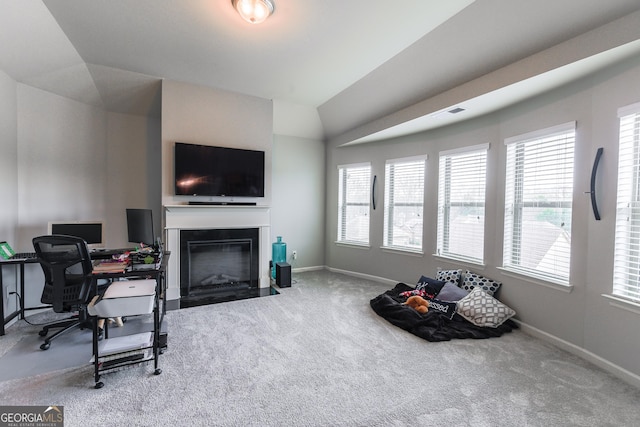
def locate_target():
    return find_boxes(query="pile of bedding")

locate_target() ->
[370,269,517,342]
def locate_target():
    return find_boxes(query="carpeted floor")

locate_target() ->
[1,270,639,426]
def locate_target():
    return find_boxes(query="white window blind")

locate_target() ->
[613,102,640,301]
[503,122,575,283]
[337,163,371,245]
[383,156,426,251]
[436,144,488,263]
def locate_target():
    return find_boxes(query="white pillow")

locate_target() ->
[456,287,515,328]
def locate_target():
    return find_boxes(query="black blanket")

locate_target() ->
[370,283,517,342]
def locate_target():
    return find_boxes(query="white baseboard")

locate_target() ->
[325,266,399,287]
[514,319,640,389]
[291,265,325,273]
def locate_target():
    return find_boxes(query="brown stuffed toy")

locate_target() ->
[404,295,429,314]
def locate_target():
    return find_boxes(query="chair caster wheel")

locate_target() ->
[94,381,104,389]
[39,329,48,337]
[154,368,162,375]
[40,342,50,350]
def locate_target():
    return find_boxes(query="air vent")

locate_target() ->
[448,107,465,114]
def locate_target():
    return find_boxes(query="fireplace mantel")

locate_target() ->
[164,205,271,302]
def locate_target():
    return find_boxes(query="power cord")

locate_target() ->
[8,291,55,327]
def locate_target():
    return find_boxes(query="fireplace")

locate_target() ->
[180,228,259,307]
[165,205,274,309]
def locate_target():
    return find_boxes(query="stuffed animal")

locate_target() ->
[404,295,429,314]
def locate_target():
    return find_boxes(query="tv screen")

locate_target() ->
[126,208,155,247]
[174,142,265,198]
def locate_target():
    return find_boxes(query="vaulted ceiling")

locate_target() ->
[1,0,640,144]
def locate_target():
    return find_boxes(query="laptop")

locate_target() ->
[0,241,37,260]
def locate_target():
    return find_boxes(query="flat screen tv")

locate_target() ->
[174,142,265,198]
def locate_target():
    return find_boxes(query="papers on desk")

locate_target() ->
[92,250,162,273]
[92,259,129,274]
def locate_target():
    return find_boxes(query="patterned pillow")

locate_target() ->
[456,287,515,328]
[415,276,446,299]
[461,271,501,296]
[435,268,462,287]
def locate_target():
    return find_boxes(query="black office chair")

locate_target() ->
[32,234,95,350]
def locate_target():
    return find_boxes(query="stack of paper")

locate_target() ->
[92,259,129,274]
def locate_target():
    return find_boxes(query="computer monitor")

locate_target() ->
[48,221,105,249]
[126,208,155,247]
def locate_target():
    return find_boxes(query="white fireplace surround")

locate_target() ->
[164,205,271,302]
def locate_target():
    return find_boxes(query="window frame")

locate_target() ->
[612,102,640,303]
[382,155,427,253]
[336,162,372,247]
[502,121,576,285]
[435,143,489,264]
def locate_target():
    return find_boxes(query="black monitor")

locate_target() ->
[48,221,104,249]
[126,209,155,247]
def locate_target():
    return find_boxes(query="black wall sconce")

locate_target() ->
[588,147,603,220]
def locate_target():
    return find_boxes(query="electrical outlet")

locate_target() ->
[5,287,10,299]
[292,250,297,260]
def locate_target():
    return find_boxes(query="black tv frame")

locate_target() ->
[174,142,265,198]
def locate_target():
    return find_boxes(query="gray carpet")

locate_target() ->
[1,270,639,426]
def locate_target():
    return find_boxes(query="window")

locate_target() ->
[503,122,575,283]
[337,163,371,245]
[613,102,640,302]
[436,144,488,263]
[383,156,426,251]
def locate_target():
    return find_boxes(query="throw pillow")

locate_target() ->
[415,276,446,299]
[435,268,462,287]
[456,287,516,328]
[427,299,457,320]
[461,271,501,296]
[435,282,469,302]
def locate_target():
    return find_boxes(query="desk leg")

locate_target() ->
[0,265,5,336]
[19,264,25,321]
[153,273,162,375]
[92,316,103,389]
[0,263,25,336]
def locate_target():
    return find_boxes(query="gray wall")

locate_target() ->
[325,53,640,380]
[271,134,325,269]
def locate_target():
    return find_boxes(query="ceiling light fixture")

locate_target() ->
[232,0,275,24]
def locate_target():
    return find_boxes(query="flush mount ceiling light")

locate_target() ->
[232,0,275,24]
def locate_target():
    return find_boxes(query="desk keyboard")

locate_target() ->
[11,252,37,259]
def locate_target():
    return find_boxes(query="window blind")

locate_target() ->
[337,163,371,245]
[613,102,640,301]
[503,122,575,283]
[383,156,426,251]
[436,144,488,263]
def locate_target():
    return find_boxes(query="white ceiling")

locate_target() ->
[1,0,640,143]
